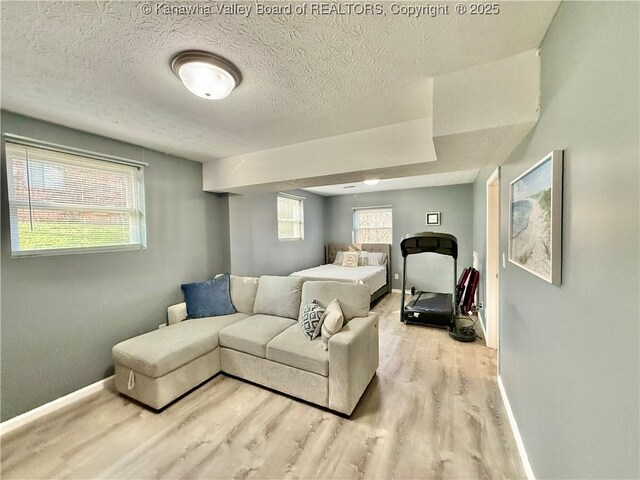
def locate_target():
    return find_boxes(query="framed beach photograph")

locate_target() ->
[509,151,563,285]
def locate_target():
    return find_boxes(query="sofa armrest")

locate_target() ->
[167,302,187,325]
[328,313,379,415]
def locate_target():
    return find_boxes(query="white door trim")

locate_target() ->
[485,168,501,354]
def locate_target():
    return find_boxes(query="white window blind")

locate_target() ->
[277,193,304,240]
[353,207,393,244]
[5,140,147,257]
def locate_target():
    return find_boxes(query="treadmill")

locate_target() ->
[400,232,458,329]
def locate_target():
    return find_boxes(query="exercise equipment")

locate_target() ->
[400,232,476,342]
[458,267,480,315]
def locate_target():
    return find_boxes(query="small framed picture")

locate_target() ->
[426,212,441,226]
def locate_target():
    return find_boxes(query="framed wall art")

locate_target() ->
[509,150,563,285]
[426,212,441,226]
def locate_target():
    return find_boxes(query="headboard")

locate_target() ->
[325,243,392,293]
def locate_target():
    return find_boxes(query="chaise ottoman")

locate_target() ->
[112,312,247,409]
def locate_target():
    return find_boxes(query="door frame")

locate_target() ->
[485,168,501,354]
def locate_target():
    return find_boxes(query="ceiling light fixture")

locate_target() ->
[171,51,241,100]
[364,179,380,186]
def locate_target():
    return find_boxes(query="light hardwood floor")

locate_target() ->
[1,293,525,479]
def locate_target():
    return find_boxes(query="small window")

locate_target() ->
[353,207,393,244]
[277,193,304,241]
[4,139,147,257]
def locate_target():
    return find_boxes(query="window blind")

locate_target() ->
[353,207,393,244]
[277,194,304,240]
[5,140,147,257]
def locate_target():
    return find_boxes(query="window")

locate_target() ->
[353,207,393,244]
[4,137,147,257]
[277,193,304,240]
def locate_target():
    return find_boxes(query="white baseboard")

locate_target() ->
[497,375,535,480]
[391,288,412,295]
[0,375,114,436]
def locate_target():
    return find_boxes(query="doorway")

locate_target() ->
[485,169,500,351]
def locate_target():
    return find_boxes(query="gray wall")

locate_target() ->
[227,190,325,276]
[0,111,229,421]
[324,184,473,292]
[473,2,639,478]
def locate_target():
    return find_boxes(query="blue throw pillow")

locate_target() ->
[181,274,236,319]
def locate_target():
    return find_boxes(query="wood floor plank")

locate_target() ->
[0,293,525,479]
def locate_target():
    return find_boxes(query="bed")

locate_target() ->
[290,243,392,303]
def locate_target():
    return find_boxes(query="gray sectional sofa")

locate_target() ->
[112,275,379,415]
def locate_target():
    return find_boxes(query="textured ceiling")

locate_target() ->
[304,169,479,196]
[1,1,558,162]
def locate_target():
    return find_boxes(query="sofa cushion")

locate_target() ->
[216,274,259,315]
[267,325,329,376]
[253,276,303,319]
[112,313,248,378]
[181,274,235,319]
[219,314,296,358]
[300,281,369,323]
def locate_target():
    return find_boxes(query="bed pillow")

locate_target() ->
[299,299,326,340]
[333,251,345,265]
[321,299,345,350]
[357,251,388,266]
[341,251,360,267]
[366,252,387,266]
[181,274,236,319]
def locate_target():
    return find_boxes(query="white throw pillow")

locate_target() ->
[333,251,345,265]
[299,299,326,340]
[341,251,360,267]
[321,298,345,350]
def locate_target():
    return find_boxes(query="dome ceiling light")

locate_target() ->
[171,51,241,100]
[364,179,380,186]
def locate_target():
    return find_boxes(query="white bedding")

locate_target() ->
[290,264,387,295]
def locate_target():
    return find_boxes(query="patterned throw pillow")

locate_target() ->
[299,299,326,340]
[341,251,360,267]
[321,299,345,351]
